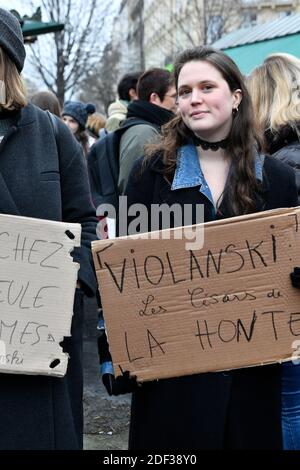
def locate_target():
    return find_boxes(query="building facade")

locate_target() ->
[242,0,300,26]
[111,0,300,78]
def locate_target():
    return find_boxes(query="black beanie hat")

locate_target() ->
[62,101,96,129]
[0,8,25,72]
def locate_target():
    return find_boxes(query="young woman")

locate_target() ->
[248,53,300,449]
[247,53,300,204]
[0,8,98,449]
[101,46,298,449]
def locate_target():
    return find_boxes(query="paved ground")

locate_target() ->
[83,296,131,450]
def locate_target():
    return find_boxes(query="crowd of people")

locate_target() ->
[0,6,300,451]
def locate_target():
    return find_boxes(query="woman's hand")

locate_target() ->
[102,371,138,396]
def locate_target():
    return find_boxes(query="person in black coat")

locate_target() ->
[0,9,98,449]
[247,52,300,204]
[100,46,299,450]
[248,53,300,450]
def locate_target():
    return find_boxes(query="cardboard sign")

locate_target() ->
[92,207,300,382]
[0,214,81,377]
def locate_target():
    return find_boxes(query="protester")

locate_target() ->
[86,68,176,243]
[31,90,61,117]
[100,46,298,449]
[62,100,96,156]
[248,53,300,449]
[118,68,176,194]
[105,72,140,132]
[0,8,98,449]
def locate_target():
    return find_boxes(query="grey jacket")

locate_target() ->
[118,123,159,194]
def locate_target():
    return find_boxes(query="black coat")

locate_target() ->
[124,153,298,450]
[265,125,300,204]
[272,141,300,205]
[0,104,98,449]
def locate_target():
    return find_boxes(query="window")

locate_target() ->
[242,11,257,27]
[207,15,223,44]
[278,10,292,17]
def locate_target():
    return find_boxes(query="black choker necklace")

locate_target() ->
[193,135,229,151]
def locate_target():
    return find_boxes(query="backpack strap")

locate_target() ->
[119,117,160,134]
[88,118,160,211]
[46,110,59,143]
[46,110,61,178]
[106,118,159,198]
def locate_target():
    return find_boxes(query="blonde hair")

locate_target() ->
[0,47,27,110]
[86,112,106,137]
[247,53,300,147]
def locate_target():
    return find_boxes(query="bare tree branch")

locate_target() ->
[79,42,121,114]
[146,0,243,62]
[29,42,56,84]
[28,0,114,105]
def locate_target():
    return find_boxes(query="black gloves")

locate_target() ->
[102,370,138,396]
[291,267,300,289]
[97,308,139,396]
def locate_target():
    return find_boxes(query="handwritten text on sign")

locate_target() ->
[92,208,300,382]
[0,214,81,377]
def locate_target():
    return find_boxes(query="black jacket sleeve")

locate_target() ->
[98,157,153,395]
[273,144,300,206]
[55,118,98,296]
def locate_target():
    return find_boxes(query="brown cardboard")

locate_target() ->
[0,213,81,377]
[92,207,300,382]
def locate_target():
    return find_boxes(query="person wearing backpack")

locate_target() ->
[118,68,177,194]
[105,72,141,132]
[87,68,176,223]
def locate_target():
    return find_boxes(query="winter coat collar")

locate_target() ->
[171,144,263,190]
[265,124,300,154]
[148,144,264,184]
[127,100,174,128]
[17,103,38,126]
[0,103,59,129]
[1,102,38,128]
[147,144,267,212]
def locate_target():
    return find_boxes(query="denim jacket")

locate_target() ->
[172,144,263,218]
[100,144,264,376]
